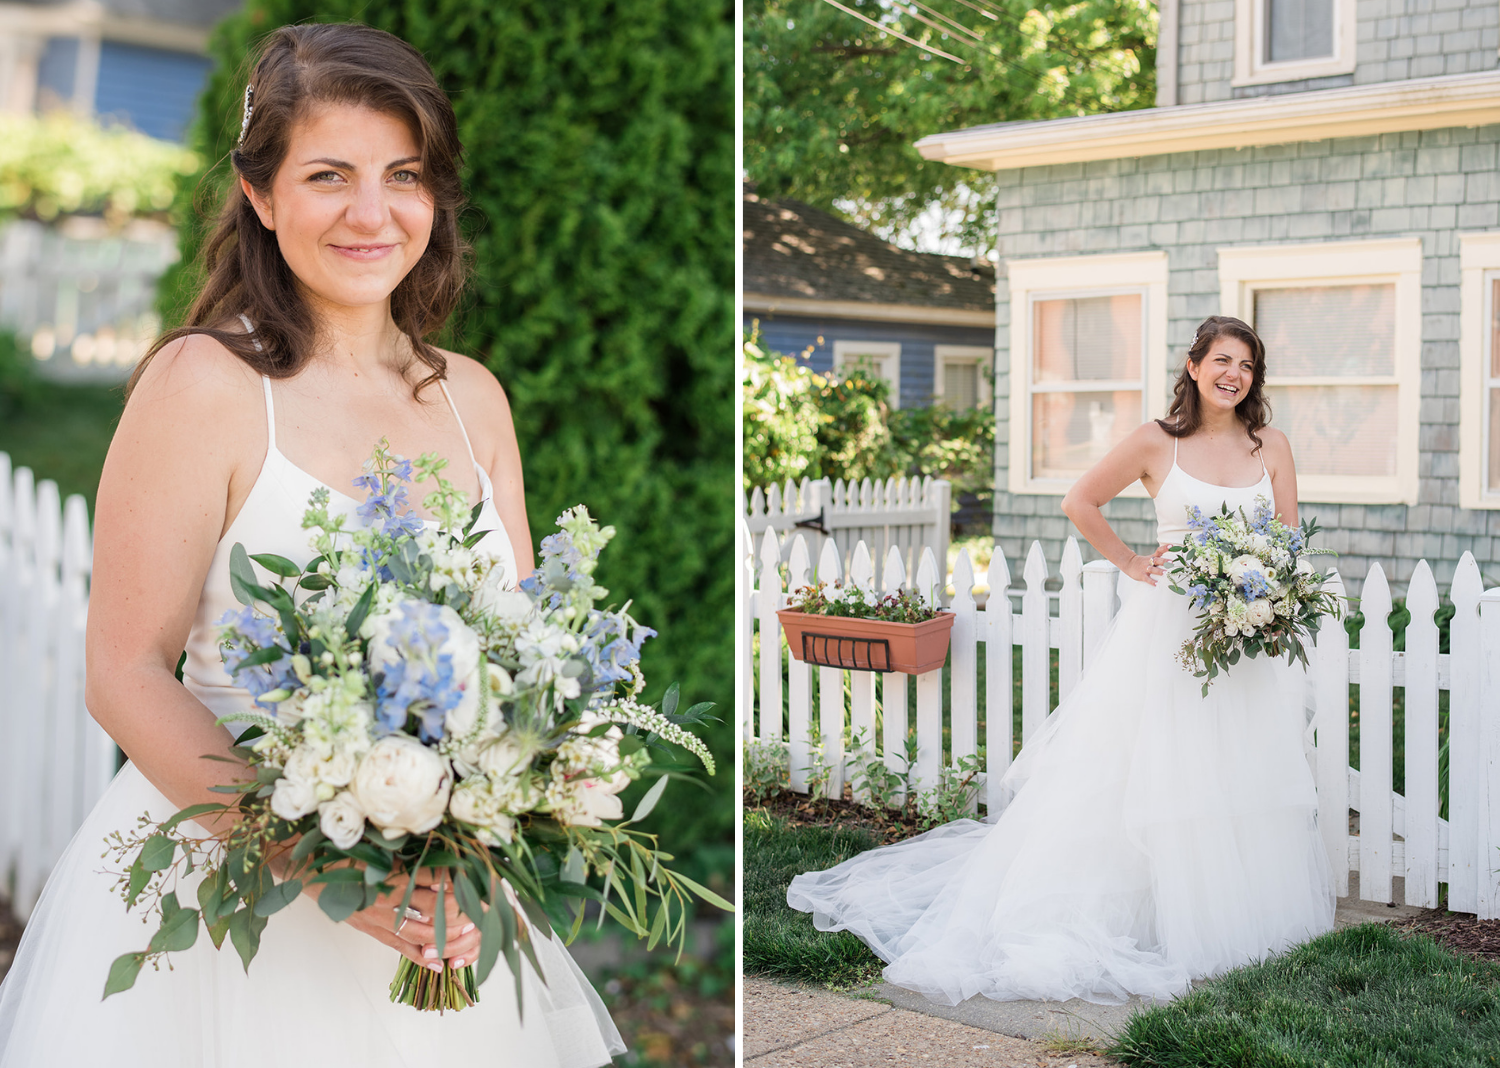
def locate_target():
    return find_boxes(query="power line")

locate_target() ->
[817,0,966,63]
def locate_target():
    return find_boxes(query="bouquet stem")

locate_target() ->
[389,958,479,1012]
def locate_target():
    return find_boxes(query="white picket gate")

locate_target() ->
[744,523,1500,917]
[0,452,117,919]
[745,476,950,584]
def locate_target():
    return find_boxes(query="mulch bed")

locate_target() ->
[1392,909,1500,963]
[746,787,929,845]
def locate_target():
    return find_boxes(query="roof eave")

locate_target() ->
[916,70,1500,171]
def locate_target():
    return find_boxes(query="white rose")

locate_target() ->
[478,733,532,779]
[318,790,367,849]
[1246,598,1275,628]
[1295,556,1315,576]
[448,781,519,845]
[270,775,319,820]
[349,735,452,836]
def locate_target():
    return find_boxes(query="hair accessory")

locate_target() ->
[238,84,254,145]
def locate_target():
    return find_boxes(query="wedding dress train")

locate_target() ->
[787,444,1336,1006]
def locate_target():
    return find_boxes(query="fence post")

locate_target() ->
[1081,559,1117,673]
[1020,542,1049,745]
[785,535,813,793]
[1403,560,1441,907]
[1449,553,1483,914]
[739,517,755,743]
[1478,587,1500,919]
[1057,538,1084,701]
[913,547,943,797]
[1315,569,1351,899]
[882,546,910,806]
[755,529,783,747]
[950,550,978,813]
[985,545,1014,811]
[1359,564,1395,904]
[847,542,877,801]
[816,538,846,800]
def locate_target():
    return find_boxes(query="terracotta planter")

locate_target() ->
[777,608,955,675]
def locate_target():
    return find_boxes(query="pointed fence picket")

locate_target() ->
[746,527,1500,917]
[0,452,113,919]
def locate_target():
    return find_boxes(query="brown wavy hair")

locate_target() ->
[126,23,469,400]
[1156,314,1271,452]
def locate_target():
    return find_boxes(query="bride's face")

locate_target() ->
[1188,334,1255,413]
[243,102,433,314]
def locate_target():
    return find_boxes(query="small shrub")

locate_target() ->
[916,752,984,830]
[744,740,790,804]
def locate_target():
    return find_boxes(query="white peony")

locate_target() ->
[318,790,367,849]
[270,775,319,821]
[477,731,533,780]
[349,735,452,836]
[548,775,629,828]
[1245,598,1275,628]
[445,660,512,740]
[448,780,518,845]
[285,745,358,788]
[1226,554,1266,587]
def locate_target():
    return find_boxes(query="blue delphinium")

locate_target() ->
[373,601,468,741]
[219,606,300,706]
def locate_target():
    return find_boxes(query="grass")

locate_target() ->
[741,807,885,988]
[0,376,122,513]
[1111,923,1500,1068]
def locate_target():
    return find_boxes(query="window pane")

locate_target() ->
[1491,279,1500,379]
[943,361,978,410]
[1034,295,1141,383]
[1032,390,1141,479]
[1266,384,1398,477]
[1266,0,1333,62]
[1490,388,1500,492]
[1254,284,1395,377]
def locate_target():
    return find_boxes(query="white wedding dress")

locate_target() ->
[0,378,626,1067]
[788,440,1336,1006]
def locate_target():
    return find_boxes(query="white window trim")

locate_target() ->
[1006,250,1169,497]
[933,344,994,413]
[1458,232,1500,510]
[1232,0,1356,87]
[1217,238,1422,506]
[832,339,903,410]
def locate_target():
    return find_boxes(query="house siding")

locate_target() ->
[991,126,1500,595]
[1175,0,1500,105]
[746,312,994,411]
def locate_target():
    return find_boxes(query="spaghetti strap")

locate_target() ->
[438,380,479,468]
[260,376,277,450]
[1172,434,1178,465]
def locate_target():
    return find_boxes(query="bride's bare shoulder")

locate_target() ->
[127,329,264,415]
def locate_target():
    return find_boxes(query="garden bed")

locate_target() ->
[745,786,927,846]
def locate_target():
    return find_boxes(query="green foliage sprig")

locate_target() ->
[787,581,944,624]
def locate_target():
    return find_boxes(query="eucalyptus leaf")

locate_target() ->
[253,878,303,917]
[630,775,670,823]
[227,907,267,972]
[103,952,145,999]
[126,857,150,907]
[317,879,366,923]
[148,903,201,954]
[139,835,176,873]
[344,583,376,640]
[561,846,586,884]
[290,827,326,863]
[249,552,302,578]
[228,543,260,607]
[161,802,224,833]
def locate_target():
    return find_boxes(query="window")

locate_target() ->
[1458,234,1500,510]
[1006,251,1169,495]
[832,340,902,409]
[933,345,993,412]
[1233,0,1355,86]
[1218,239,1421,505]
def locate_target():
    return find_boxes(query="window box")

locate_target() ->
[777,608,956,675]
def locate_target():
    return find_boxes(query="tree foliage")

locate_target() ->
[161,0,734,884]
[744,0,1156,251]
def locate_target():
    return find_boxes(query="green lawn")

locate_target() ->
[0,377,122,513]
[741,808,885,988]
[1112,923,1500,1067]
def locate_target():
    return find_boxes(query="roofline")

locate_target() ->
[0,1,212,53]
[742,293,995,328]
[915,70,1500,171]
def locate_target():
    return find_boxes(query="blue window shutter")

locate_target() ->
[93,41,212,142]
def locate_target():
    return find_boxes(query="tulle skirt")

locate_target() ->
[787,575,1336,1006]
[0,761,625,1067]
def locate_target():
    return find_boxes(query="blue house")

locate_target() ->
[743,190,996,414]
[912,0,1500,591]
[0,0,239,142]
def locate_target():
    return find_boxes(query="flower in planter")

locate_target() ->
[786,581,943,624]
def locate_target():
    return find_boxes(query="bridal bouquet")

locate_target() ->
[102,442,725,1012]
[1165,495,1341,694]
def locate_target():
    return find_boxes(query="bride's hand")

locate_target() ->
[344,868,482,972]
[1123,544,1171,586]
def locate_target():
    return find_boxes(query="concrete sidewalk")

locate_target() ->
[745,882,1424,1064]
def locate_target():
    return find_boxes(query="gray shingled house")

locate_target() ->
[912,0,1500,593]
[743,190,996,413]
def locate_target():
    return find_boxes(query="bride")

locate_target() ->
[0,24,624,1067]
[787,315,1336,1006]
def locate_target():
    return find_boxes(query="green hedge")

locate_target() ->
[161,1,735,885]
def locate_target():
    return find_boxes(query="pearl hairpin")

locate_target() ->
[238,84,254,145]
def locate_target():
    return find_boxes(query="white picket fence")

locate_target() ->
[0,453,116,918]
[746,476,950,583]
[744,524,1500,916]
